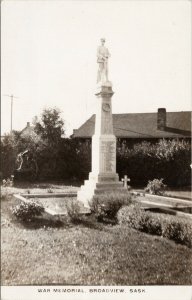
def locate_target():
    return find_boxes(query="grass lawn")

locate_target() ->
[1,184,192,285]
[1,181,79,196]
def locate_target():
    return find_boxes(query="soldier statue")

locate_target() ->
[97,38,111,85]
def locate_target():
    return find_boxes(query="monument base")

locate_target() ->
[77,172,128,207]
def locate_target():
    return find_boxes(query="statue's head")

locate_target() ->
[101,38,105,45]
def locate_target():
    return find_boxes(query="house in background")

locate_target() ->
[19,122,35,138]
[72,108,191,147]
[19,121,66,139]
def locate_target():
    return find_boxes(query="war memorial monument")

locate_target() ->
[77,38,127,206]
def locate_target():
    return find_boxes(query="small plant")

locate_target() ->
[25,189,31,194]
[145,178,166,195]
[47,188,54,193]
[2,175,14,187]
[89,192,132,221]
[12,200,44,222]
[1,175,14,201]
[1,189,9,201]
[65,200,81,223]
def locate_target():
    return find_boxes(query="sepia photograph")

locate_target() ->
[1,0,192,299]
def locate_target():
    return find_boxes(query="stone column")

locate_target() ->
[77,84,126,207]
[90,84,119,182]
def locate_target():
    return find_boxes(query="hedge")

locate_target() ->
[1,134,190,187]
[117,204,192,248]
[117,139,191,186]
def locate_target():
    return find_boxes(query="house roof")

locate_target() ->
[20,123,35,137]
[72,111,191,139]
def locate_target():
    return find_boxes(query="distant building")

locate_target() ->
[72,108,191,147]
[1,122,36,142]
[19,122,35,138]
[19,122,65,140]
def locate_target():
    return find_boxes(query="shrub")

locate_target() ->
[117,204,162,235]
[117,139,191,186]
[47,187,54,193]
[2,175,14,187]
[145,178,166,195]
[1,176,14,201]
[25,190,31,194]
[12,200,44,222]
[89,192,132,221]
[143,212,162,235]
[117,205,192,247]
[117,204,142,228]
[65,200,81,223]
[1,188,10,201]
[0,134,17,179]
[162,218,192,248]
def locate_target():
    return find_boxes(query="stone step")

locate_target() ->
[80,182,125,192]
[94,188,128,195]
[97,176,119,183]
[96,182,124,189]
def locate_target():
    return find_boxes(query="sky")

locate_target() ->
[1,0,191,136]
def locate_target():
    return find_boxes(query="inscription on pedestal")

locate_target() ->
[101,141,116,172]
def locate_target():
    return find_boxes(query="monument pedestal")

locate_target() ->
[77,84,127,207]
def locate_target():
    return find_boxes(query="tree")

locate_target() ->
[34,108,64,146]
[0,134,17,179]
[1,108,66,181]
[33,107,65,179]
[1,107,91,182]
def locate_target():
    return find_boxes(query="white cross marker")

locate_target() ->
[121,175,130,188]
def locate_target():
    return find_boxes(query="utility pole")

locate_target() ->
[3,94,19,133]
